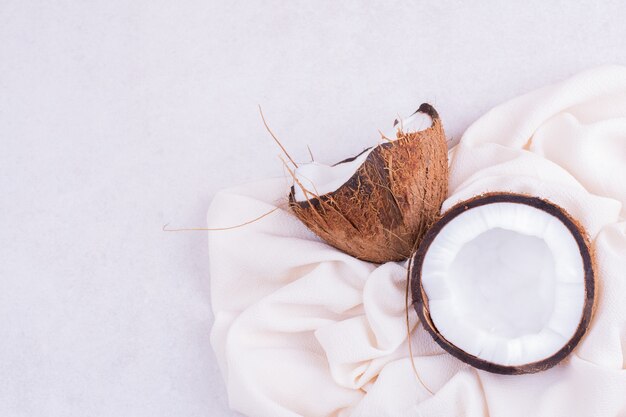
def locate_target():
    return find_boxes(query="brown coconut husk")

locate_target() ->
[289,103,449,264]
[411,192,596,375]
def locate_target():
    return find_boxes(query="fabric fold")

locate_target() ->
[209,66,626,417]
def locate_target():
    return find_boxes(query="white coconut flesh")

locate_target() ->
[421,202,586,367]
[292,110,433,202]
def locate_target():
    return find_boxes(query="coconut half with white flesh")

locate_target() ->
[411,193,595,374]
[289,103,448,264]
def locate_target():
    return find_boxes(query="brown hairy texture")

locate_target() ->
[289,103,449,264]
[411,193,596,375]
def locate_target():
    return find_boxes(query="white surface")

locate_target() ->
[421,202,585,366]
[1,1,626,416]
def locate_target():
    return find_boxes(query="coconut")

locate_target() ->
[411,193,595,374]
[288,103,449,264]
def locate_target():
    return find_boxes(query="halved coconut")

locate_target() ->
[411,193,595,374]
[289,103,448,264]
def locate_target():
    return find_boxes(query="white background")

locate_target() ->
[1,1,625,416]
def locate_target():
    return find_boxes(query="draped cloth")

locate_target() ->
[208,66,626,417]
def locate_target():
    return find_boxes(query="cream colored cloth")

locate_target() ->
[208,66,626,417]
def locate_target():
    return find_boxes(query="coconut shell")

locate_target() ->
[411,192,596,374]
[289,103,448,264]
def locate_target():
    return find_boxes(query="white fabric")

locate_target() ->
[208,66,626,417]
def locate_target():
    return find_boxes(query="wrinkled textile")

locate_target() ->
[208,66,626,417]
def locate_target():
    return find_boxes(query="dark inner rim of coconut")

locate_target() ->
[411,193,595,375]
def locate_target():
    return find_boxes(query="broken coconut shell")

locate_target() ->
[411,193,596,374]
[289,103,449,264]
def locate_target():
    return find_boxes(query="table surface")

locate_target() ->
[2,1,625,416]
